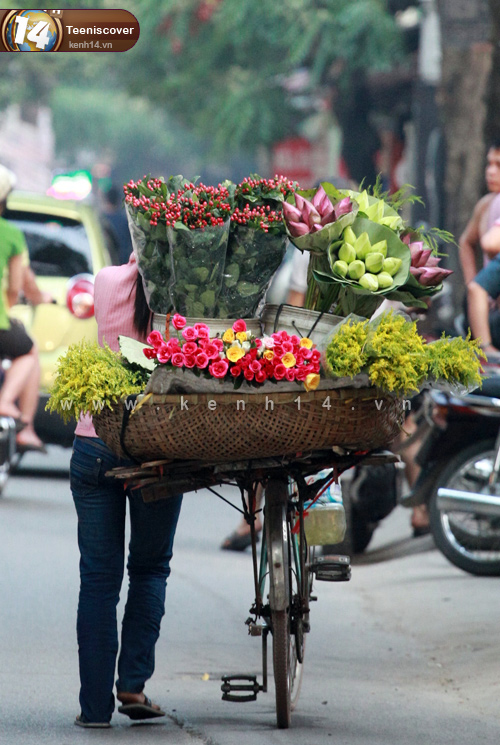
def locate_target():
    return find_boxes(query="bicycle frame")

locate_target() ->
[107,447,399,728]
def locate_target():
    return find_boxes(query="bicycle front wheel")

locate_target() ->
[265,478,304,728]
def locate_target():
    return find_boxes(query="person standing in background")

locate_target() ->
[0,164,46,452]
[100,185,133,265]
[459,141,500,352]
[466,192,500,359]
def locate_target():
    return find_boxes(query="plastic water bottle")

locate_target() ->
[302,471,346,546]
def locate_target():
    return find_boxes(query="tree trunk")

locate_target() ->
[438,47,492,242]
[435,0,493,314]
[485,0,500,142]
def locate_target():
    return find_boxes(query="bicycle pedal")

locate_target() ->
[309,554,351,582]
[221,675,262,702]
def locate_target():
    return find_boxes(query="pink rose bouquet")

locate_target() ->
[143,315,321,391]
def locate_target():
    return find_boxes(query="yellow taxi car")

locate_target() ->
[4,192,112,447]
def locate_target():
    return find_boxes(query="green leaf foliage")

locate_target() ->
[119,335,157,371]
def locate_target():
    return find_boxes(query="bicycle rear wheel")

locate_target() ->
[265,478,305,728]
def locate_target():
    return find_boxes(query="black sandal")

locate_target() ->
[75,714,111,728]
[220,530,260,552]
[117,695,165,720]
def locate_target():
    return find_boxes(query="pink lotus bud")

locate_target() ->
[320,193,334,215]
[409,266,424,277]
[320,208,337,226]
[295,193,307,214]
[312,185,328,210]
[282,201,302,222]
[418,249,433,267]
[312,186,334,216]
[425,255,440,267]
[287,220,311,237]
[334,197,353,219]
[295,193,320,227]
[307,206,322,227]
[409,242,425,266]
[417,267,453,286]
[409,240,423,253]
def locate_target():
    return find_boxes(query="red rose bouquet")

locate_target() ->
[144,314,321,391]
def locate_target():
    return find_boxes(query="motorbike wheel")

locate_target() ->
[429,439,500,576]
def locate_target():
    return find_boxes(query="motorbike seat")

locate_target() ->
[472,376,500,399]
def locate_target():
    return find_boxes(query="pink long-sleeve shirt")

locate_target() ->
[74,253,149,438]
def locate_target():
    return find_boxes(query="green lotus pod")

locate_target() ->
[343,226,357,245]
[332,260,348,278]
[338,242,356,264]
[368,239,388,258]
[377,272,394,289]
[365,199,384,222]
[348,260,366,280]
[354,232,371,260]
[355,190,370,213]
[359,273,379,291]
[379,215,403,230]
[382,257,402,276]
[365,252,384,273]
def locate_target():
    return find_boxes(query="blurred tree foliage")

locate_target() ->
[124,0,405,152]
[0,0,405,158]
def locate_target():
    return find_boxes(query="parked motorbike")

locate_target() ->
[400,371,500,576]
[323,455,403,556]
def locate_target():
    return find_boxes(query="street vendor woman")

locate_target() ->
[71,252,183,728]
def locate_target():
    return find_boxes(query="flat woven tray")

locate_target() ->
[93,388,405,462]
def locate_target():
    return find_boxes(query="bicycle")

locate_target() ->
[110,446,398,728]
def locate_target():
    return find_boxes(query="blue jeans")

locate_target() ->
[70,436,182,724]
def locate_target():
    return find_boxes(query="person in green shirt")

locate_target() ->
[0,164,45,451]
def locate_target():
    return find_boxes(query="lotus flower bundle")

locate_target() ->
[283,186,353,237]
[406,238,453,287]
[282,179,456,317]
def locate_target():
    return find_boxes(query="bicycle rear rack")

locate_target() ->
[309,554,351,582]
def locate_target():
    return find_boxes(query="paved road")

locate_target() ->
[1,447,500,744]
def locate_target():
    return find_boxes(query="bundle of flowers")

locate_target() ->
[323,311,482,395]
[165,183,233,317]
[144,313,321,391]
[124,172,298,319]
[46,340,148,423]
[124,177,233,316]
[124,174,188,313]
[217,175,297,318]
[283,181,453,317]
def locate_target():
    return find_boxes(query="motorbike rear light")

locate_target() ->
[66,274,95,319]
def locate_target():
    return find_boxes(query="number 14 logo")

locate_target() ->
[14,14,51,49]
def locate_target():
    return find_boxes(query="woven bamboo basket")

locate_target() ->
[93,387,405,463]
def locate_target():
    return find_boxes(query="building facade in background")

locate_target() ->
[0,104,54,193]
